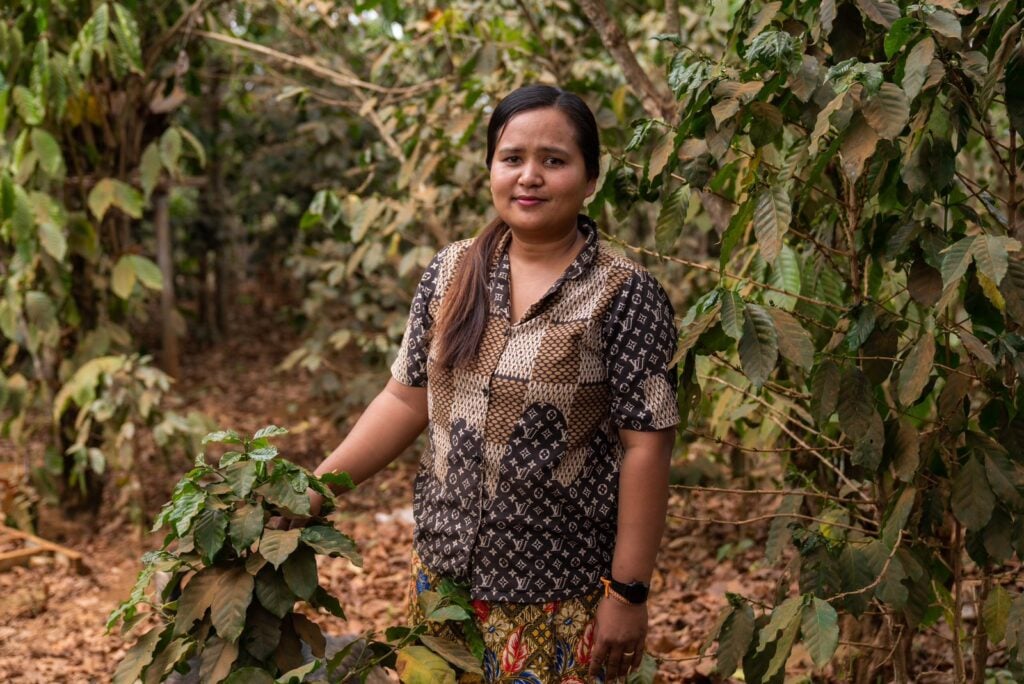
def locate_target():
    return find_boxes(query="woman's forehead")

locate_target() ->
[495,108,577,147]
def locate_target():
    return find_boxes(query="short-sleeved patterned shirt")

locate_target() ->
[391,215,679,602]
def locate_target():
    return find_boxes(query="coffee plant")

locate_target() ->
[608,1,1024,681]
[107,425,484,683]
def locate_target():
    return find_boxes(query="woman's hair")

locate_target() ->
[433,85,601,370]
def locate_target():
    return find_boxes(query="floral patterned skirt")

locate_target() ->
[408,550,606,684]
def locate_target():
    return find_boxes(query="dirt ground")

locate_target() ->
[0,314,900,683]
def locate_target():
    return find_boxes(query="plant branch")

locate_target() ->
[668,510,874,534]
[672,483,873,505]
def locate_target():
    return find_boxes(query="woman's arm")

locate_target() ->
[589,426,674,680]
[308,377,428,515]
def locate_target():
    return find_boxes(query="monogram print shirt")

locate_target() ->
[391,216,679,602]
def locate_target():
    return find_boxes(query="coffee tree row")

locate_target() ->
[608,1,1023,681]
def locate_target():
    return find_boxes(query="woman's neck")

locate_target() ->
[507,223,584,265]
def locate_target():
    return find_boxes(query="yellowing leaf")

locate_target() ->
[395,645,457,684]
[753,184,790,264]
[862,83,909,139]
[897,333,935,407]
[111,255,137,299]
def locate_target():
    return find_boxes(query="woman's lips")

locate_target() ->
[513,197,545,206]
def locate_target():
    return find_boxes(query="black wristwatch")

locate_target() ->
[601,576,650,604]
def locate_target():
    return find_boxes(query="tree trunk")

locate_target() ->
[154,189,179,377]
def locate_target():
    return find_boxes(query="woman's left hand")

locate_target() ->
[588,597,647,681]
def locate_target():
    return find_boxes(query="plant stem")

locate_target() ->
[1010,129,1019,242]
[971,571,991,684]
[952,519,966,683]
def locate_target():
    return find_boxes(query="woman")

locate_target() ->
[309,85,678,683]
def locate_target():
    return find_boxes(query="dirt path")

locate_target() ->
[0,323,785,683]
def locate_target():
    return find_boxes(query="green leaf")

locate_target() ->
[766,244,801,310]
[311,585,346,618]
[129,255,163,291]
[720,290,744,340]
[810,361,841,425]
[756,596,803,680]
[159,127,182,176]
[12,85,44,125]
[862,540,908,608]
[256,476,310,517]
[753,184,790,264]
[897,333,935,407]
[211,567,254,643]
[203,430,243,445]
[255,566,297,618]
[767,307,814,369]
[30,128,63,177]
[985,585,1013,644]
[318,471,356,491]
[300,526,361,566]
[112,626,163,684]
[111,256,136,299]
[277,659,319,684]
[903,37,936,101]
[984,452,1024,510]
[885,18,922,58]
[972,235,1020,285]
[739,304,778,388]
[169,481,206,537]
[838,544,873,615]
[419,635,484,675]
[1007,48,1024,135]
[38,222,67,261]
[655,185,689,253]
[801,597,839,668]
[229,503,264,553]
[862,82,909,139]
[259,528,301,569]
[395,645,457,684]
[225,461,258,498]
[254,425,289,440]
[282,544,318,600]
[998,257,1024,321]
[838,367,884,470]
[720,198,754,269]
[889,419,920,482]
[715,602,754,677]
[88,178,142,220]
[766,494,802,563]
[625,653,658,684]
[139,143,161,200]
[952,456,995,531]
[195,509,228,565]
[111,3,143,74]
[249,446,279,462]
[198,636,238,684]
[174,567,220,635]
[223,668,275,684]
[882,486,916,548]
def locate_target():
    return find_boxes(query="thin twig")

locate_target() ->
[669,510,874,534]
[672,483,873,505]
[826,530,903,603]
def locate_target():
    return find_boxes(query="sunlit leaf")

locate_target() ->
[753,184,790,263]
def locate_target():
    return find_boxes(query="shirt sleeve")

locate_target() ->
[391,247,448,387]
[602,269,680,431]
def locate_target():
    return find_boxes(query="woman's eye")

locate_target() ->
[546,158,565,166]
[503,156,520,163]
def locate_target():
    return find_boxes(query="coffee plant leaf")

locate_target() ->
[223,668,275,684]
[720,290,744,340]
[396,645,457,684]
[256,476,308,517]
[225,461,257,498]
[882,487,916,548]
[195,508,228,565]
[765,245,801,311]
[940,236,976,290]
[838,544,872,615]
[767,307,813,370]
[259,528,300,569]
[253,425,289,440]
[888,419,920,482]
[311,585,346,619]
[210,566,253,643]
[952,456,995,532]
[296,525,360,566]
[175,567,221,636]
[111,625,163,684]
[837,367,884,470]
[923,8,962,40]
[739,304,778,388]
[198,636,238,684]
[897,333,935,407]
[419,635,483,675]
[984,452,1024,510]
[282,544,317,601]
[753,183,790,264]
[203,430,243,445]
[244,603,282,659]
[902,36,936,101]
[277,660,319,684]
[655,185,689,254]
[714,601,754,677]
[766,494,802,564]
[810,360,841,426]
[291,613,326,658]
[255,566,297,619]
[972,235,1020,285]
[111,255,137,299]
[984,584,1013,644]
[230,503,264,553]
[800,597,839,668]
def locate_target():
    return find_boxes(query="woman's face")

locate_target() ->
[489,107,596,237]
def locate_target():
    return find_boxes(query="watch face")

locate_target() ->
[619,581,649,603]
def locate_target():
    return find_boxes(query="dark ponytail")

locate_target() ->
[434,85,600,369]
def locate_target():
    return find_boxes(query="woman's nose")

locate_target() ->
[518,161,543,186]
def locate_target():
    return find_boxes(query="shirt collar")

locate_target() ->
[489,214,599,323]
